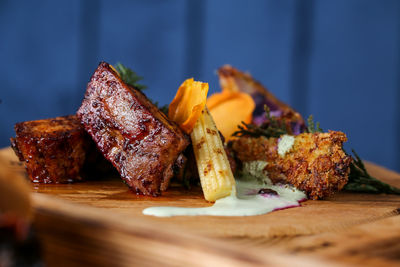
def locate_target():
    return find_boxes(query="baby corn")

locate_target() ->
[191,106,236,202]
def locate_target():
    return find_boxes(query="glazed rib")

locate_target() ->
[10,115,90,183]
[77,62,189,195]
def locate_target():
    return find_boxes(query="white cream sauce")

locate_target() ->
[143,161,306,217]
[277,135,295,157]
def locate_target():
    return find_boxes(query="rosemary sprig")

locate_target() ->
[152,101,169,115]
[232,105,288,138]
[114,62,147,91]
[306,117,399,194]
[306,116,399,194]
[306,115,323,133]
[345,149,400,194]
[115,62,168,115]
[159,105,169,115]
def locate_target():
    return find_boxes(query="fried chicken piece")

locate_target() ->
[10,115,90,183]
[231,131,352,199]
[77,62,190,196]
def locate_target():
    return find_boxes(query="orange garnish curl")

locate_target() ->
[168,78,209,134]
[207,91,255,140]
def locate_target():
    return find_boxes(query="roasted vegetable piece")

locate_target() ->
[191,107,236,202]
[207,90,255,140]
[169,79,236,201]
[218,65,305,134]
[168,78,209,134]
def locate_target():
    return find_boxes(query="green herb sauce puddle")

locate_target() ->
[143,161,306,217]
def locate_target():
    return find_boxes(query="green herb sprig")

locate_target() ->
[345,149,400,194]
[233,105,288,138]
[305,116,399,194]
[305,116,400,195]
[115,62,168,115]
[234,109,400,195]
[152,101,169,115]
[306,115,323,133]
[114,62,147,91]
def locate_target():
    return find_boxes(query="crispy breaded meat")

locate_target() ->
[231,131,352,199]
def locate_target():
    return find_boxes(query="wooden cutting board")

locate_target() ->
[1,146,400,266]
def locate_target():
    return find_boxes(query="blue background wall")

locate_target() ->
[1,0,399,171]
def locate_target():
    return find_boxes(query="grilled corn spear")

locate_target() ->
[168,79,236,202]
[191,106,236,201]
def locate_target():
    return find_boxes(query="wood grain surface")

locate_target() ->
[1,147,400,266]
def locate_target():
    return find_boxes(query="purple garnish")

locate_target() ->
[291,122,304,135]
[258,188,278,196]
[249,90,306,135]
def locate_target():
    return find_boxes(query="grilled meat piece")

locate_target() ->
[231,131,352,199]
[10,115,90,183]
[77,62,190,196]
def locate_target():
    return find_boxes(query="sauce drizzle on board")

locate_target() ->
[143,174,306,217]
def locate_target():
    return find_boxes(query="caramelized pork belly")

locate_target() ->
[77,62,189,196]
[10,115,90,183]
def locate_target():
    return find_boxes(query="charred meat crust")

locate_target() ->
[231,131,352,199]
[77,62,189,196]
[10,115,89,183]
